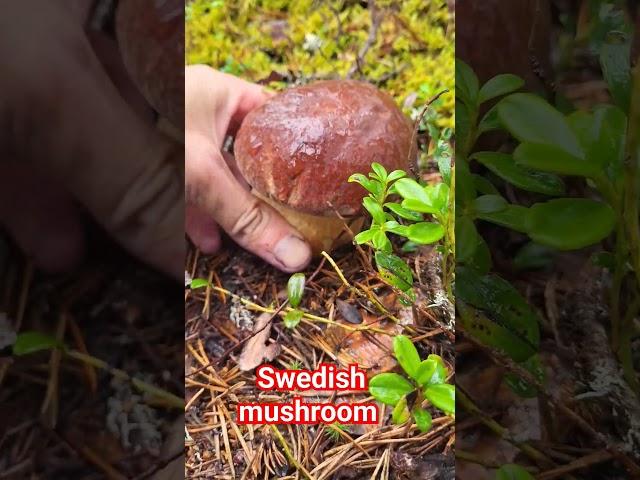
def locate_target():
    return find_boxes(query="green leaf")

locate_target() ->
[476,204,530,233]
[363,197,386,225]
[473,174,500,196]
[287,273,305,308]
[412,407,432,433]
[456,159,476,206]
[348,173,377,194]
[513,142,599,178]
[354,228,377,244]
[505,354,545,398]
[473,195,507,214]
[437,156,452,186]
[369,373,415,406]
[472,152,565,196]
[372,230,392,252]
[455,216,479,264]
[455,58,479,108]
[406,222,445,244]
[526,199,615,250]
[393,335,421,379]
[478,74,524,104]
[424,383,455,414]
[283,309,304,329]
[190,278,210,289]
[384,203,423,221]
[456,99,473,154]
[467,235,493,275]
[395,178,429,205]
[415,357,447,386]
[477,104,502,135]
[495,464,535,480]
[456,267,540,361]
[384,221,409,237]
[375,251,414,292]
[371,162,388,182]
[387,170,407,182]
[513,242,556,271]
[600,31,632,112]
[13,331,64,356]
[391,395,410,424]
[498,93,583,158]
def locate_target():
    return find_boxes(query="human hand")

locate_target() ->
[185,66,311,272]
[0,0,183,279]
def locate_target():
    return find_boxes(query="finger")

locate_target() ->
[185,205,221,254]
[0,163,84,272]
[22,28,183,280]
[186,134,311,272]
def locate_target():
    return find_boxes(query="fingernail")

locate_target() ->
[273,235,311,271]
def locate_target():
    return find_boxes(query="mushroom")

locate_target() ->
[115,0,184,130]
[234,80,414,255]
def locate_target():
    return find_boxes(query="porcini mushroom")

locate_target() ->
[234,80,414,254]
[115,0,184,129]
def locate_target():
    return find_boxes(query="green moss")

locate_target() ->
[186,0,454,129]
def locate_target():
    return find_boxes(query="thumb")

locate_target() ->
[186,134,311,272]
[21,37,184,279]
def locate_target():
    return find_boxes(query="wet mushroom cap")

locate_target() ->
[234,80,414,217]
[116,0,184,128]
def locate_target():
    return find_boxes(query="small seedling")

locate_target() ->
[368,334,454,433]
[284,273,306,329]
[349,161,454,303]
[495,464,535,480]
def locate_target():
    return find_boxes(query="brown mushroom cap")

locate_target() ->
[116,0,184,129]
[234,80,414,217]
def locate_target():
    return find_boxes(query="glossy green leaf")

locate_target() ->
[478,74,524,104]
[13,331,64,356]
[477,103,501,135]
[456,58,479,108]
[283,309,304,329]
[384,203,422,221]
[472,152,565,196]
[456,267,540,361]
[369,373,415,406]
[371,162,388,182]
[437,156,452,186]
[476,204,530,233]
[384,221,409,237]
[424,383,455,414]
[415,357,447,386]
[375,251,413,292]
[498,93,583,158]
[406,222,445,244]
[495,464,535,480]
[513,142,597,178]
[372,230,392,252]
[600,31,632,112]
[526,198,615,250]
[190,278,210,289]
[473,195,507,214]
[392,395,410,424]
[393,335,421,379]
[395,178,429,204]
[387,169,406,183]
[287,273,305,308]
[363,197,386,225]
[354,228,377,244]
[412,407,432,433]
[348,173,378,195]
[455,216,479,264]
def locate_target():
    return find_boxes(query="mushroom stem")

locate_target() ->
[253,191,363,256]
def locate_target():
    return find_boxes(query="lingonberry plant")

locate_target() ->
[368,335,454,432]
[349,160,454,303]
[456,34,640,395]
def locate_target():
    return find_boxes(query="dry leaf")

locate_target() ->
[238,312,280,371]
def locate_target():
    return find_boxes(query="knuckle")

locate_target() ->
[230,197,269,243]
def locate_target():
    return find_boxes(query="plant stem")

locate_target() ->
[65,350,185,409]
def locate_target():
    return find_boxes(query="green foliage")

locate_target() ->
[350,162,454,303]
[285,272,306,329]
[185,0,454,129]
[456,28,640,396]
[495,464,535,480]
[12,331,64,356]
[369,334,454,432]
